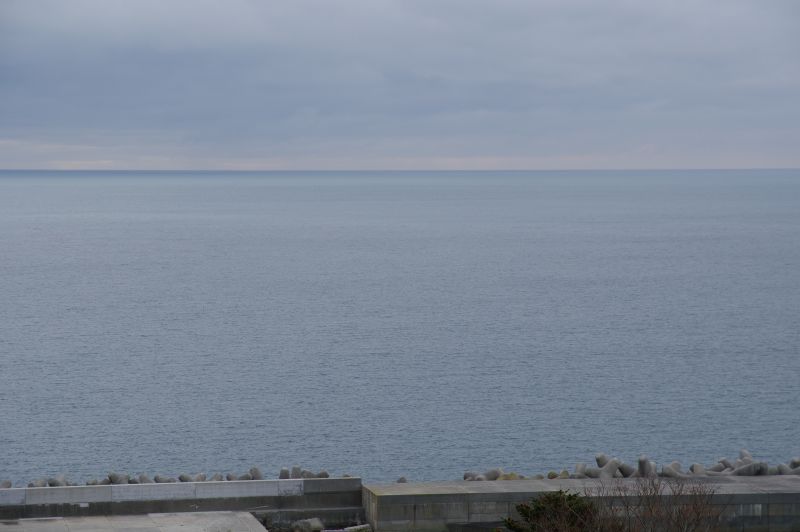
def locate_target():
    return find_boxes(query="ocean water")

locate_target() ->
[0,169,798,485]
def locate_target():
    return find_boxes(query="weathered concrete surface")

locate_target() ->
[0,478,363,528]
[8,475,797,531]
[0,511,265,531]
[363,477,800,532]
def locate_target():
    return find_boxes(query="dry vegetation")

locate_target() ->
[502,477,723,532]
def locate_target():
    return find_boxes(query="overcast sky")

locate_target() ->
[1,0,798,170]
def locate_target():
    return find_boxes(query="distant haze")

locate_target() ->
[1,0,798,170]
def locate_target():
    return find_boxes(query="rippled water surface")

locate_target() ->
[1,170,798,484]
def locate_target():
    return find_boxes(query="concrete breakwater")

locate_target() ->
[3,449,799,490]
[0,477,364,528]
[2,474,800,531]
[3,449,800,531]
[461,449,800,482]
[365,476,800,532]
[0,466,336,489]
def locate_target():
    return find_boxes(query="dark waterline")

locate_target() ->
[1,170,798,484]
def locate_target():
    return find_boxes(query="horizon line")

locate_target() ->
[1,167,799,173]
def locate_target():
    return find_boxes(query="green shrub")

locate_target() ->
[502,490,608,532]
[501,479,721,532]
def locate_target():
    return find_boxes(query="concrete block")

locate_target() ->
[467,491,534,504]
[378,519,414,532]
[737,503,763,517]
[278,479,304,496]
[768,502,800,517]
[766,515,800,531]
[734,515,769,530]
[0,488,26,505]
[303,478,362,493]
[303,491,362,509]
[468,500,509,521]
[718,504,741,522]
[711,491,770,506]
[469,515,508,525]
[375,494,417,505]
[766,490,800,504]
[413,518,463,531]
[343,525,372,532]
[195,480,279,499]
[25,485,111,504]
[414,501,468,521]
[383,503,415,521]
[111,482,195,502]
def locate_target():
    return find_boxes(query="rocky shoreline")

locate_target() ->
[0,465,336,489]
[2,450,799,489]
[462,449,800,482]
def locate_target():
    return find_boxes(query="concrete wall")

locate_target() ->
[0,478,363,528]
[5,476,799,531]
[363,477,800,532]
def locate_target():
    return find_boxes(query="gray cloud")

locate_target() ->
[1,0,798,169]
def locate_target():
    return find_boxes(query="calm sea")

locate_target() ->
[0,170,798,485]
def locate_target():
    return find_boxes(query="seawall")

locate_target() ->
[0,478,363,529]
[2,476,800,531]
[364,477,800,532]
